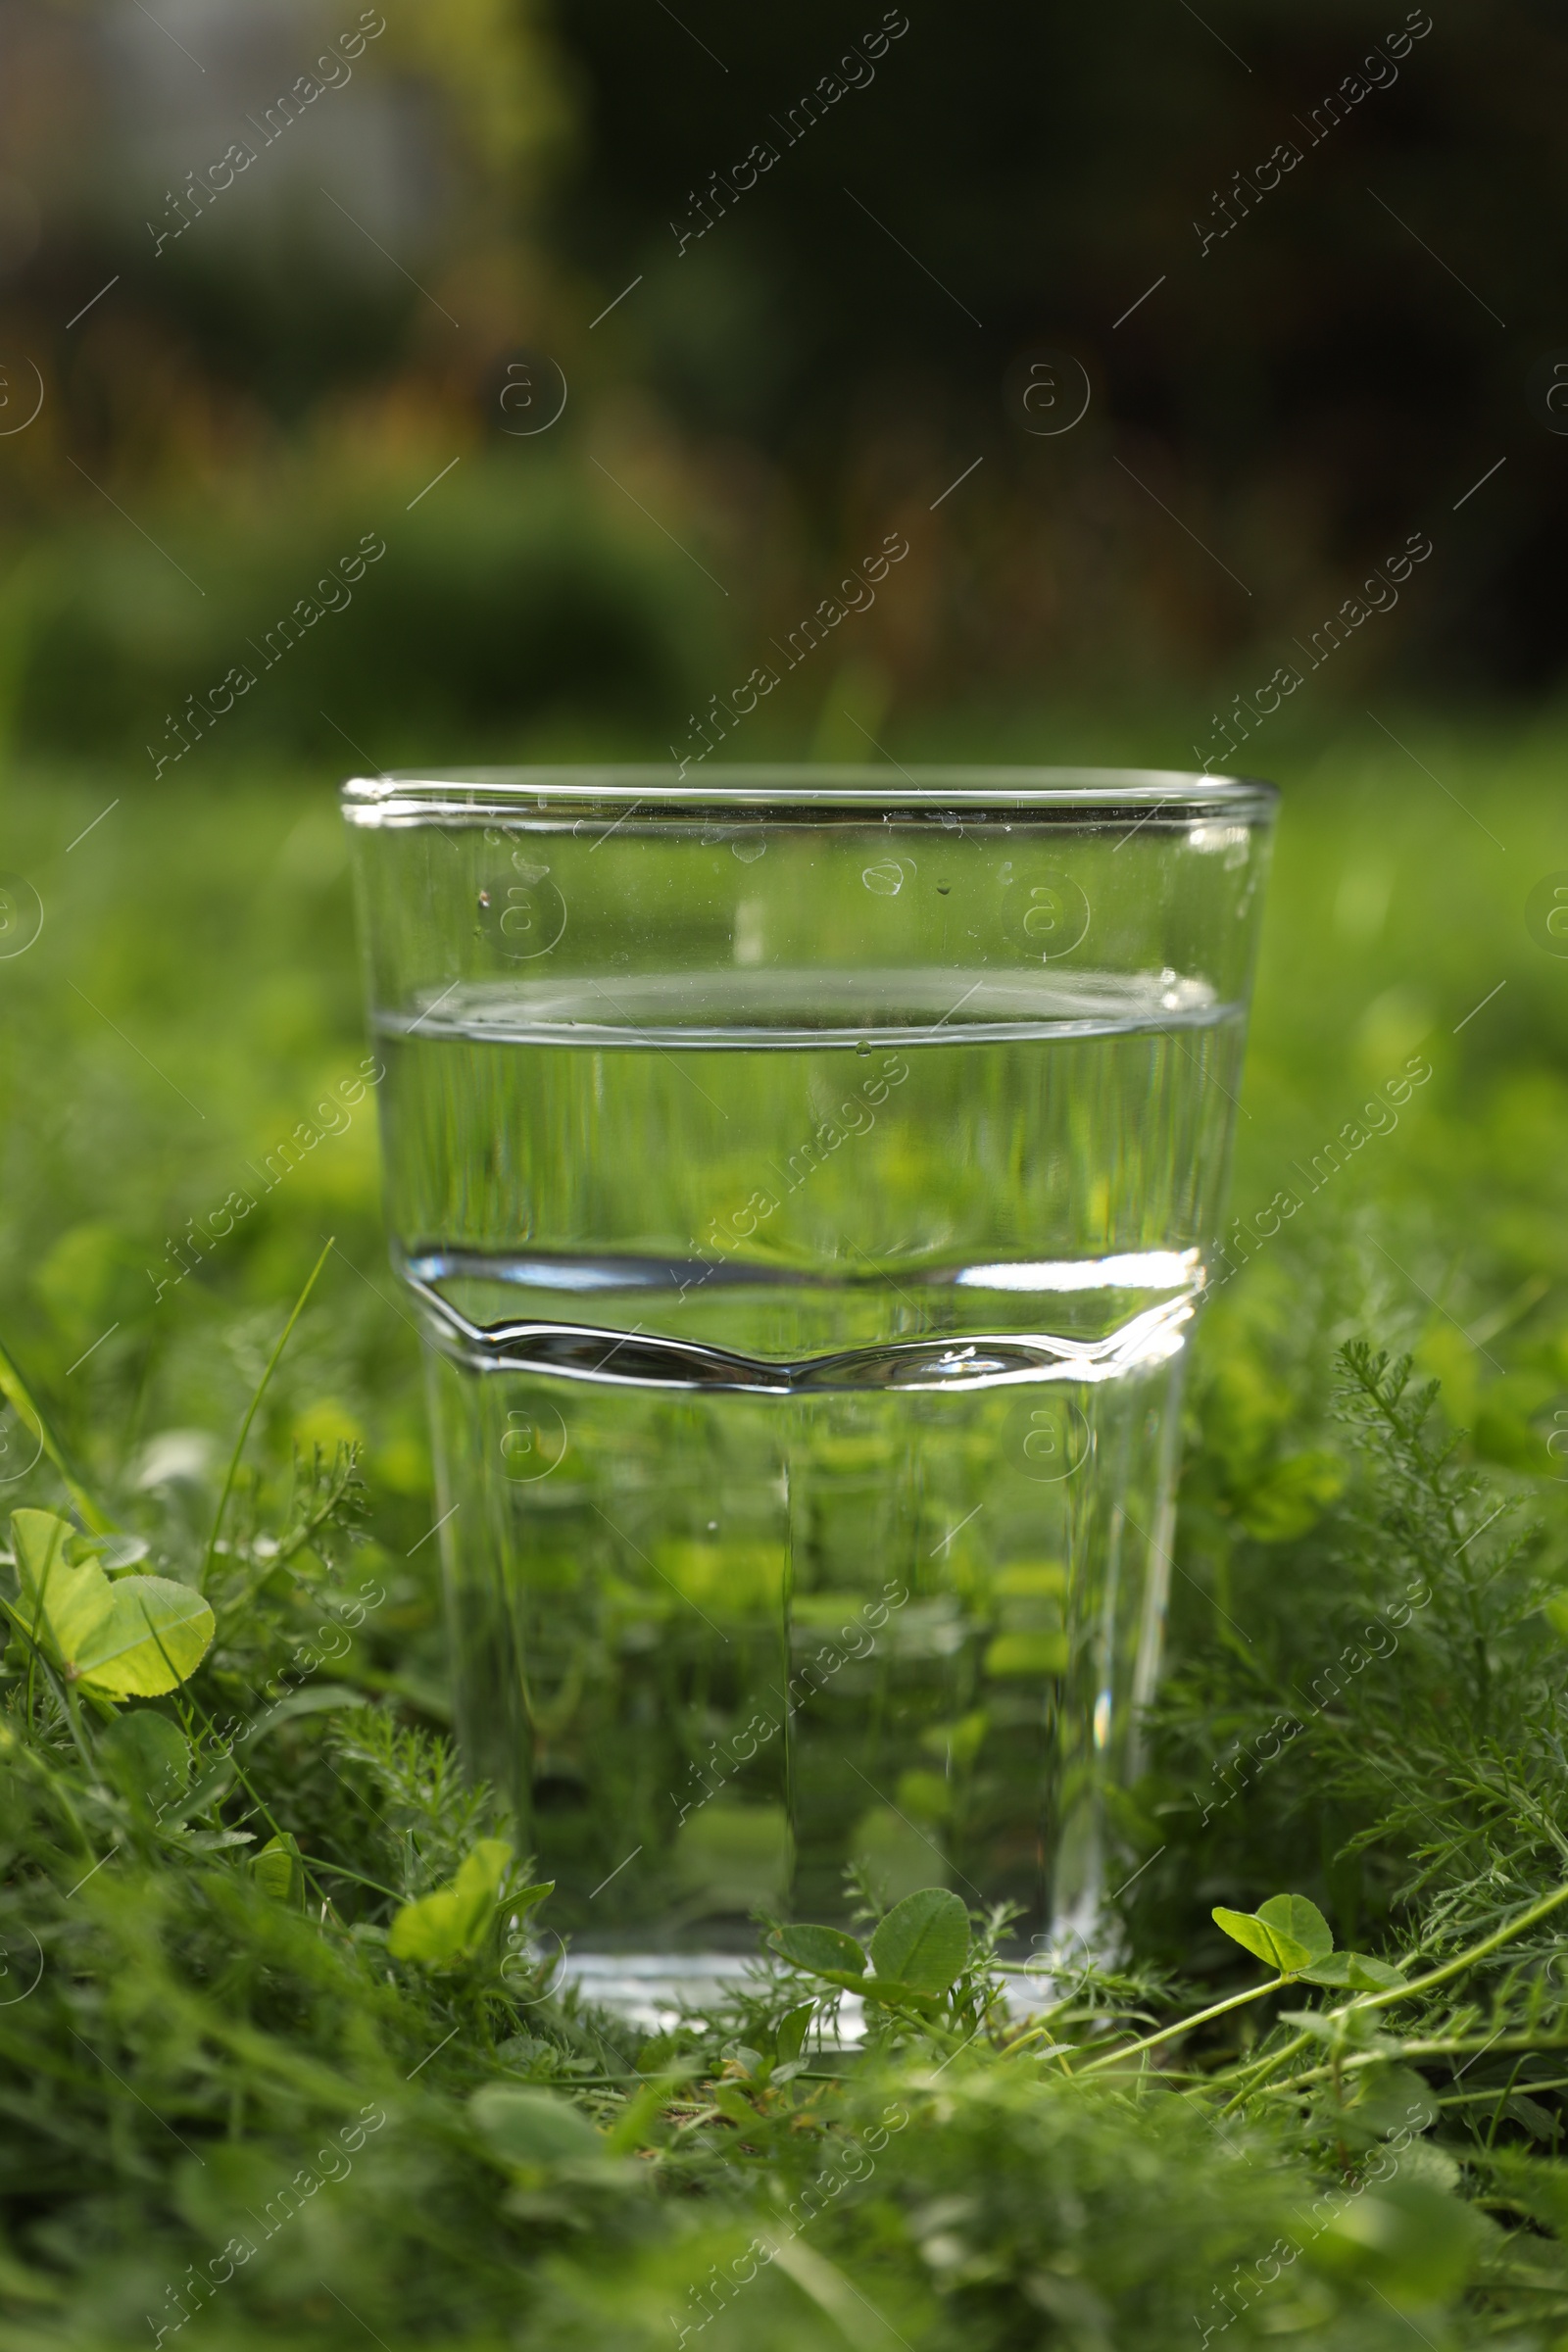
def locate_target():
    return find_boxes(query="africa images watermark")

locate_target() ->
[678,1055,911,1287]
[484,1056,913,1484]
[668,1578,912,1834]
[262,1569,388,1701]
[1192,10,1434,258]
[1210,1054,1434,1291]
[144,9,388,258]
[146,532,387,777]
[1193,1571,1434,1832]
[1194,534,1434,775]
[146,1055,385,1302]
[670,2097,912,2343]
[1193,2098,1431,2344]
[669,529,910,775]
[669,9,911,258]
[144,2103,388,2344]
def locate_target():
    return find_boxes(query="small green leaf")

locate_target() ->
[869,1886,970,1995]
[251,1832,307,1907]
[73,1578,215,1697]
[1255,1894,1334,1965]
[98,1712,191,1808]
[389,1838,514,1966]
[1348,1953,1408,1991]
[1212,1898,1319,1975]
[775,2002,813,2066]
[1300,1950,1409,1991]
[1312,2178,1484,2303]
[1297,1951,1353,1985]
[770,1923,867,1978]
[1349,2065,1438,2135]
[11,1511,214,1696]
[1212,1906,1286,1968]
[1278,2009,1400,2054]
[12,1510,110,1661]
[75,1532,151,1574]
[858,1975,943,2013]
[604,2075,679,2154]
[470,2083,603,2168]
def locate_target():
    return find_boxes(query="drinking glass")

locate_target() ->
[343,765,1276,1979]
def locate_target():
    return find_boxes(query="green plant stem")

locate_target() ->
[131,1600,335,1918]
[1220,1881,1568,2111]
[1,1686,95,1858]
[1437,2072,1568,2107]
[202,1237,333,1592]
[1079,1977,1288,2076]
[995,2021,1074,2059]
[0,1330,111,1533]
[1263,2031,1568,2101]
[543,2073,651,2089]
[0,1596,98,1782]
[309,1859,405,1905]
[213,1449,361,1629]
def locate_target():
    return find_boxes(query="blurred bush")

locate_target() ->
[6,456,727,761]
[0,0,1561,747]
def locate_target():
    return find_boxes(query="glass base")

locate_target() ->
[558,1950,770,2036]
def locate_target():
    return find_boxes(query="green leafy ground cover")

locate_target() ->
[2,712,1568,2347]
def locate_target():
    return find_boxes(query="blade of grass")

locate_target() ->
[202,1238,333,1592]
[0,1329,111,1533]
[133,1597,341,1911]
[0,1594,101,1789]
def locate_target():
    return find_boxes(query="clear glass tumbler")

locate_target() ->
[344,765,1276,1973]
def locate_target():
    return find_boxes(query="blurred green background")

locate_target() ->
[0,0,1564,1655]
[2,723,1565,1624]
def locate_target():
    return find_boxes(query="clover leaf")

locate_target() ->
[252,1832,308,1907]
[1212,1891,1334,1976]
[389,1838,550,1967]
[769,1923,867,1977]
[869,1887,971,1996]
[470,2084,605,2169]
[10,1508,214,1699]
[1299,1949,1410,1991]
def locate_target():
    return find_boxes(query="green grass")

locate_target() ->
[3,710,1568,2347]
[2,709,1563,1517]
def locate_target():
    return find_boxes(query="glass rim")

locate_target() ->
[340,763,1278,823]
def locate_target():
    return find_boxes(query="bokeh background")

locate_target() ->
[0,0,1565,1748]
[2,0,1565,762]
